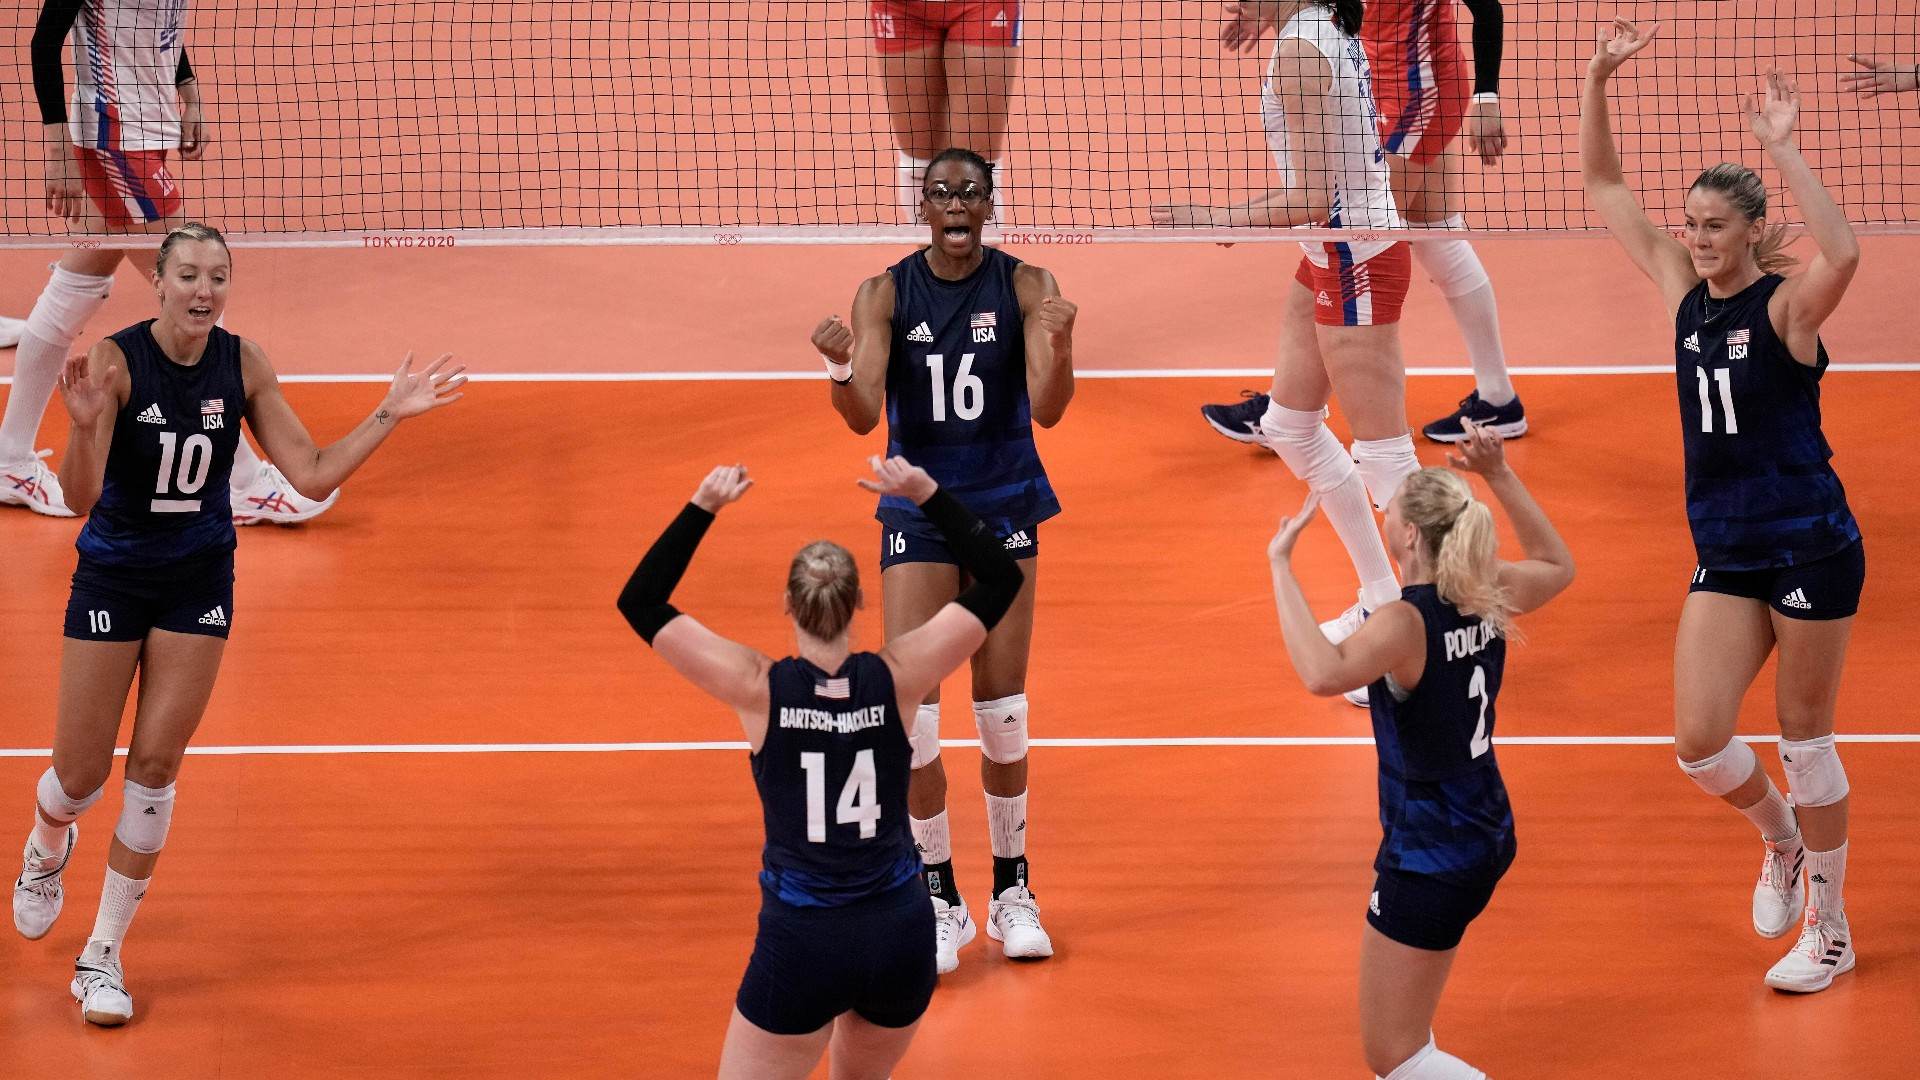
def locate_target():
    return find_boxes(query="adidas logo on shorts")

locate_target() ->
[1683,331,1702,354]
[907,321,934,343]
[1781,588,1812,610]
[1369,890,1381,916]
[198,606,228,628]
[1003,530,1033,550]
[136,403,166,425]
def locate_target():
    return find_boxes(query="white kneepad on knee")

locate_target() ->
[974,694,1029,765]
[1260,404,1356,492]
[1351,435,1420,511]
[36,767,104,822]
[26,266,115,345]
[1409,235,1491,300]
[114,780,177,855]
[909,703,942,769]
[1780,734,1849,807]
[1678,738,1757,797]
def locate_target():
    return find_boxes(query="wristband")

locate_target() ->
[822,354,853,384]
[1471,92,1499,106]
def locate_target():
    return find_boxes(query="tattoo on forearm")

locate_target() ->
[376,408,393,426]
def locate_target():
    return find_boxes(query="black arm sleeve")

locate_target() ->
[617,503,715,645]
[1460,0,1504,97]
[916,488,1025,631]
[176,48,193,85]
[31,0,85,126]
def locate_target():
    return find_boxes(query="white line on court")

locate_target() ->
[5,364,1918,387]
[1,734,1915,758]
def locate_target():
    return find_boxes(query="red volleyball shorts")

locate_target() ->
[73,146,183,227]
[1370,42,1469,164]
[870,0,1021,53]
[1294,242,1412,327]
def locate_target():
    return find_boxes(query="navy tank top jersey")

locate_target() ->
[1674,275,1859,571]
[77,321,246,567]
[880,246,1060,537]
[752,652,920,908]
[1367,585,1516,885]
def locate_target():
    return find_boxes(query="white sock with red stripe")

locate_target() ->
[1412,219,1513,407]
[1,266,115,463]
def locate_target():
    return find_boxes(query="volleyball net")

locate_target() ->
[2,0,1916,246]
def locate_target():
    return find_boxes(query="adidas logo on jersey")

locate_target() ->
[136,403,166,425]
[1781,588,1812,610]
[907,321,934,343]
[197,606,228,628]
[991,10,1008,26]
[1683,331,1701,354]
[1003,530,1033,551]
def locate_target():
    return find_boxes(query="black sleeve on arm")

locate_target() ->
[1460,0,1504,97]
[916,488,1025,631]
[176,48,193,85]
[31,0,85,126]
[617,503,715,645]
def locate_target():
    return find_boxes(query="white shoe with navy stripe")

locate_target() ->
[1764,908,1854,992]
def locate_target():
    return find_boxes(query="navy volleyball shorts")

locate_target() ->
[1688,539,1865,621]
[736,875,936,1036]
[1367,865,1503,952]
[63,548,236,642]
[879,519,1038,571]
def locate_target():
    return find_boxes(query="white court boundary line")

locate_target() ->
[5,364,1919,387]
[2,734,1916,758]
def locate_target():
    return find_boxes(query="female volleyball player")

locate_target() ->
[810,147,1075,974]
[870,0,1022,224]
[1164,0,1413,707]
[10,223,466,1025]
[618,456,1024,1080]
[1584,21,1865,992]
[1270,422,1573,1079]
[7,0,336,524]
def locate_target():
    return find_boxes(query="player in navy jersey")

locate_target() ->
[10,223,466,1026]
[1269,423,1573,1080]
[1586,22,1865,993]
[618,456,1025,1080]
[810,147,1075,974]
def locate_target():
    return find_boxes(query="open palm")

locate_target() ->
[1589,18,1659,78]
[1744,70,1799,146]
[58,353,112,428]
[381,352,468,420]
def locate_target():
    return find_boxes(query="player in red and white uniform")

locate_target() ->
[870,0,1023,224]
[6,0,336,524]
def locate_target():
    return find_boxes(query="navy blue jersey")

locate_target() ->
[879,247,1060,537]
[1675,275,1859,571]
[751,653,920,908]
[76,321,246,568]
[1367,585,1516,885]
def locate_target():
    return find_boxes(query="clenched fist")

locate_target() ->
[1035,296,1077,346]
[812,315,854,366]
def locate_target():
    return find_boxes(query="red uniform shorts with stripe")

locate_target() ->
[1370,40,1469,165]
[870,0,1021,53]
[73,146,183,228]
[1295,242,1412,327]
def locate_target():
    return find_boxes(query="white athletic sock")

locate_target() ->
[984,791,1026,858]
[1,267,115,462]
[89,868,148,945]
[910,809,952,865]
[29,814,68,859]
[1738,783,1799,844]
[897,152,933,226]
[230,437,264,491]
[988,157,1011,227]
[1806,842,1848,917]
[1322,472,1400,611]
[1412,219,1513,407]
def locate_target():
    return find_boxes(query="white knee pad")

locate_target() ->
[1351,435,1420,511]
[114,780,176,855]
[1678,738,1757,797]
[909,703,942,769]
[1779,735,1849,808]
[1260,404,1357,493]
[974,694,1029,765]
[1410,235,1491,299]
[25,266,115,346]
[36,767,104,823]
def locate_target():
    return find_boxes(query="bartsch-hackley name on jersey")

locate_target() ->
[778,705,887,734]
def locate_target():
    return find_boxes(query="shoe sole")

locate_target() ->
[984,915,1055,958]
[1765,950,1855,993]
[1201,412,1267,445]
[1422,417,1529,444]
[936,918,977,975]
[15,910,59,941]
[0,494,77,518]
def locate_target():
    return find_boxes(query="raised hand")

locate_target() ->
[811,314,854,366]
[1589,17,1659,79]
[1743,69,1799,148]
[856,454,937,504]
[1841,53,1919,98]
[692,464,753,512]
[1221,0,1283,53]
[1464,97,1509,165]
[1444,420,1508,476]
[378,352,468,422]
[57,353,112,429]
[1267,492,1322,565]
[1035,296,1076,347]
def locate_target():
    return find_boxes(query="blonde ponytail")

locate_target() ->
[1752,223,1799,275]
[1399,468,1516,641]
[786,540,861,640]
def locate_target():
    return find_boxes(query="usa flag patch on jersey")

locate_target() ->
[970,312,997,328]
[815,677,851,699]
[201,398,225,431]
[1727,329,1750,345]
